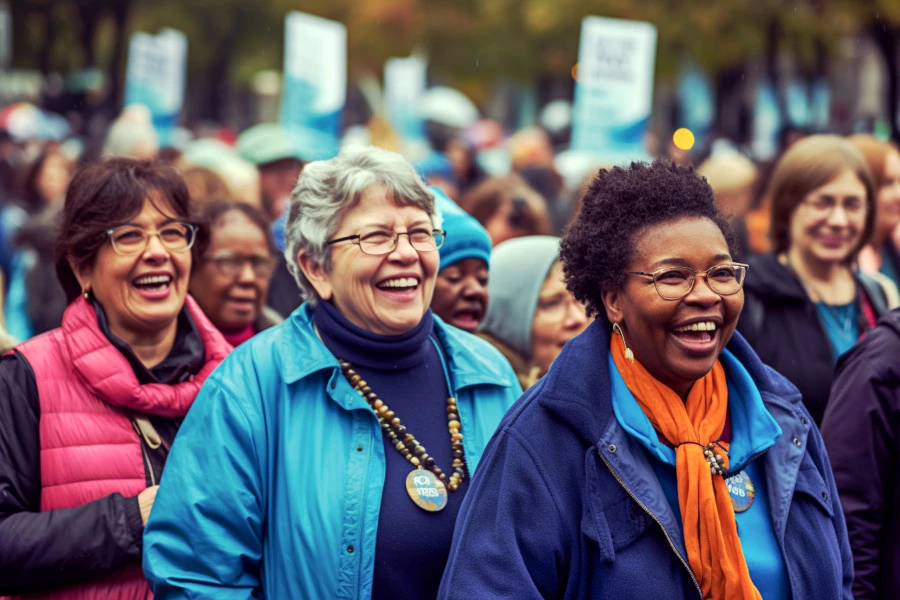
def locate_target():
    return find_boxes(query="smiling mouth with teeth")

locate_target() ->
[377,277,419,291]
[671,321,718,341]
[133,275,172,291]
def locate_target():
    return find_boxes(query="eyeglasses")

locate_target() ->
[627,263,749,300]
[205,254,277,278]
[106,222,197,256]
[801,195,865,216]
[326,228,446,255]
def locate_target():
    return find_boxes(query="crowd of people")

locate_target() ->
[0,94,899,599]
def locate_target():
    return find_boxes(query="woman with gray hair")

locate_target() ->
[142,145,521,599]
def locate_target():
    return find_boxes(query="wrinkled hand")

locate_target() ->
[138,485,159,526]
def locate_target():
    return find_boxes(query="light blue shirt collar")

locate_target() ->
[608,348,782,470]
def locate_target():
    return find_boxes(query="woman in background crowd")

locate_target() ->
[189,200,281,346]
[143,146,520,599]
[738,135,889,425]
[479,235,589,390]
[4,147,74,340]
[17,147,73,213]
[429,188,492,333]
[458,174,552,246]
[0,158,230,597]
[823,305,900,600]
[439,159,851,599]
[849,135,900,293]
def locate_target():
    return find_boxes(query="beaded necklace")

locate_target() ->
[339,359,468,512]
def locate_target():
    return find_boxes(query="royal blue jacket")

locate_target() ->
[142,304,521,599]
[438,320,854,599]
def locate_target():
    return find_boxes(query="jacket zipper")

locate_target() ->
[131,418,157,486]
[598,450,703,599]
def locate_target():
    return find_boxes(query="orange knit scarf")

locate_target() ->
[610,333,761,600]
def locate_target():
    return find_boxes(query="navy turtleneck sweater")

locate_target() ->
[314,301,469,599]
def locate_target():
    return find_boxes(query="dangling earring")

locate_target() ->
[612,322,635,364]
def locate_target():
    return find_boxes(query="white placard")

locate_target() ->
[123,28,187,141]
[384,56,427,140]
[571,16,657,164]
[280,11,346,159]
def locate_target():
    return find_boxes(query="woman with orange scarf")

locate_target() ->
[438,160,852,599]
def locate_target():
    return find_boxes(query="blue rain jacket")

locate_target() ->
[142,304,521,599]
[438,320,853,599]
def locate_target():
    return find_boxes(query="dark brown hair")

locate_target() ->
[768,135,875,260]
[55,158,198,302]
[193,199,277,264]
[458,174,552,236]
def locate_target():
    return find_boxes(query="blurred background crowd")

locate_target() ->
[1,0,899,345]
[1,1,900,598]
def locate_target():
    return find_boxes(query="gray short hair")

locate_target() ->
[283,145,440,306]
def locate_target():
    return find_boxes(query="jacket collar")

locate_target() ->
[549,319,812,559]
[280,303,519,391]
[62,295,231,417]
[744,253,808,303]
[538,319,806,448]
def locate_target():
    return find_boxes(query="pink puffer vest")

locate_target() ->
[8,295,231,600]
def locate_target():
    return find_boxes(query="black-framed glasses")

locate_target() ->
[205,253,277,278]
[106,222,197,256]
[326,228,446,255]
[627,263,749,300]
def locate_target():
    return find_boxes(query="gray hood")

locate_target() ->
[480,235,561,359]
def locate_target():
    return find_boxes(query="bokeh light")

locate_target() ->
[672,128,695,151]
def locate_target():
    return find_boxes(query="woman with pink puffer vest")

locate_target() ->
[0,158,231,598]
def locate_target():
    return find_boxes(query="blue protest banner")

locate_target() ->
[571,16,657,165]
[280,12,347,160]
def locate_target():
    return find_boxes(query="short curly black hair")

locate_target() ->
[560,159,738,319]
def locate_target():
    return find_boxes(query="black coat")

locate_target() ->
[0,306,201,594]
[266,254,303,319]
[737,253,888,425]
[821,308,900,600]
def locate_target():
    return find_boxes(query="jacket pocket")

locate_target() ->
[785,463,844,597]
[582,451,653,563]
[794,464,834,519]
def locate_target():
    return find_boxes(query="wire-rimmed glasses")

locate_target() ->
[627,263,749,300]
[326,228,446,255]
[205,253,277,278]
[106,222,197,256]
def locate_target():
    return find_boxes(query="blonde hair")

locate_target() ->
[697,152,757,195]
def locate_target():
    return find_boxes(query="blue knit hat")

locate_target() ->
[431,187,492,270]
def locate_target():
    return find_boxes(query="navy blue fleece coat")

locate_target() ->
[438,320,853,599]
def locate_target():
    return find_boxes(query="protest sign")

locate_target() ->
[571,16,657,164]
[281,11,347,160]
[124,28,187,145]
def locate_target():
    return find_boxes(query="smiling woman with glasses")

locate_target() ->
[0,159,231,598]
[188,200,283,347]
[143,146,521,599]
[437,159,851,600]
[737,135,891,426]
